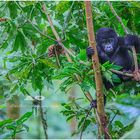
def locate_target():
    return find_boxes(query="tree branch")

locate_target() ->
[85,1,110,139]
[28,20,56,41]
[111,69,133,77]
[39,91,48,139]
[80,107,92,139]
[42,3,74,62]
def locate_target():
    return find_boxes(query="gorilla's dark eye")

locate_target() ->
[108,38,114,43]
[102,39,107,45]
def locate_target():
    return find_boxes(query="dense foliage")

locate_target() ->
[0,1,140,139]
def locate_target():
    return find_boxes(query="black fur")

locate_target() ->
[87,27,140,90]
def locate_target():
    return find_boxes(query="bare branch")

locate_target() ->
[111,69,133,77]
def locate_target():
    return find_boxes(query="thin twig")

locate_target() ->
[107,1,127,33]
[80,106,92,139]
[28,20,55,41]
[108,110,118,127]
[39,91,48,139]
[110,69,133,77]
[24,89,36,100]
[88,68,133,77]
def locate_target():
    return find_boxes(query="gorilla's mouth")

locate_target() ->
[105,47,114,54]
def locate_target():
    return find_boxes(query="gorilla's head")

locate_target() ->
[96,28,118,55]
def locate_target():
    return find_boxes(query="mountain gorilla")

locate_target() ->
[87,27,140,106]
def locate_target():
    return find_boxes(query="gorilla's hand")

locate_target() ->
[133,70,140,81]
[48,44,64,57]
[86,47,94,60]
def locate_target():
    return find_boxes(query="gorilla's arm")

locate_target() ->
[125,35,140,53]
[86,46,109,64]
[117,35,140,53]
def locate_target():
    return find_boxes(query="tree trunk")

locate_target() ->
[84,1,110,139]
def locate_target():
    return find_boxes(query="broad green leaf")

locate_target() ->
[7,2,18,19]
[39,59,58,68]
[115,121,124,128]
[16,112,32,125]
[12,30,26,52]
[0,119,13,127]
[66,115,75,121]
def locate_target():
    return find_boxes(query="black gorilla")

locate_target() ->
[87,27,140,90]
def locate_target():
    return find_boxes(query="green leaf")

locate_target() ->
[16,112,32,125]
[22,23,38,39]
[6,124,16,130]
[12,33,20,52]
[23,1,36,6]
[66,115,75,121]
[103,71,113,85]
[82,119,90,132]
[0,104,6,109]
[115,121,124,128]
[0,119,13,127]
[39,59,58,68]
[19,63,32,79]
[7,2,18,19]
[1,40,8,49]
[77,49,86,61]
[63,104,71,110]
[18,31,26,52]
[112,74,121,83]
[121,117,140,139]
[61,110,75,116]
[10,84,19,93]
[12,30,26,52]
[78,117,85,128]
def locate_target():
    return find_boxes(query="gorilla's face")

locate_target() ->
[101,37,115,54]
[96,28,118,55]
